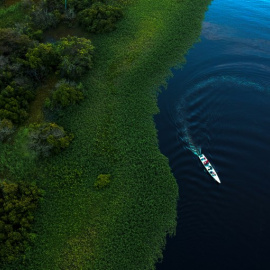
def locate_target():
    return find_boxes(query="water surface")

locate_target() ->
[155,1,270,269]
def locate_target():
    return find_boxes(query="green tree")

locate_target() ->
[0,28,32,57]
[0,180,41,264]
[47,80,84,109]
[0,118,14,141]
[56,36,94,79]
[78,2,123,33]
[0,83,34,124]
[94,174,111,189]
[68,0,105,11]
[28,122,74,157]
[30,1,61,30]
[25,42,59,79]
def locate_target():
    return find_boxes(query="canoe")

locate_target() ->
[198,154,221,184]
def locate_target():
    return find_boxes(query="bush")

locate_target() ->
[44,0,106,14]
[0,56,31,89]
[0,28,32,57]
[46,80,84,109]
[94,174,111,189]
[63,8,76,22]
[14,22,44,41]
[0,118,14,141]
[44,0,64,12]
[28,122,74,157]
[78,2,123,33]
[68,0,105,12]
[25,42,59,79]
[0,30,36,124]
[0,55,11,87]
[30,2,61,30]
[56,36,94,79]
[0,180,42,264]
[21,0,34,10]
[0,83,34,124]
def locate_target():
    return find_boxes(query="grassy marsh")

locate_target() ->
[1,0,211,269]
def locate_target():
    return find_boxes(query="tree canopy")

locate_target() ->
[0,180,42,264]
[78,2,123,33]
[28,122,74,157]
[56,36,94,79]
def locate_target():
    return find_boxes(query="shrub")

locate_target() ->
[68,0,104,12]
[21,0,34,10]
[0,56,30,89]
[30,2,61,30]
[56,36,94,79]
[25,42,58,79]
[0,28,32,57]
[14,23,44,41]
[44,0,64,12]
[0,55,10,87]
[47,80,84,109]
[0,118,14,141]
[28,122,74,157]
[94,174,111,189]
[78,2,123,33]
[63,8,76,22]
[0,83,34,124]
[0,180,42,264]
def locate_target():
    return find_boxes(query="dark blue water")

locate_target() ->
[155,1,270,269]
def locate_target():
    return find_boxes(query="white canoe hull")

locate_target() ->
[198,154,221,184]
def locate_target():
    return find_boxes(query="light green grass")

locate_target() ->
[1,0,212,269]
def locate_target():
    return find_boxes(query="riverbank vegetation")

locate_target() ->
[0,180,42,263]
[0,0,211,269]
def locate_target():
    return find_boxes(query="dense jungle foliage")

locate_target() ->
[0,0,121,128]
[0,180,42,265]
[0,0,123,265]
[0,0,212,269]
[0,31,94,125]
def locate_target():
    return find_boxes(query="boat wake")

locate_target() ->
[176,99,202,157]
[181,124,201,157]
[174,88,221,183]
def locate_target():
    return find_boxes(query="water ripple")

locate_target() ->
[156,4,270,267]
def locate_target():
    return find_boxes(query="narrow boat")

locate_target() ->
[198,154,221,184]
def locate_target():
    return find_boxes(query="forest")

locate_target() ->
[0,0,211,269]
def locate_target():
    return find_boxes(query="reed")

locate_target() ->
[1,0,212,269]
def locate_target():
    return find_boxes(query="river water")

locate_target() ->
[155,1,270,269]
